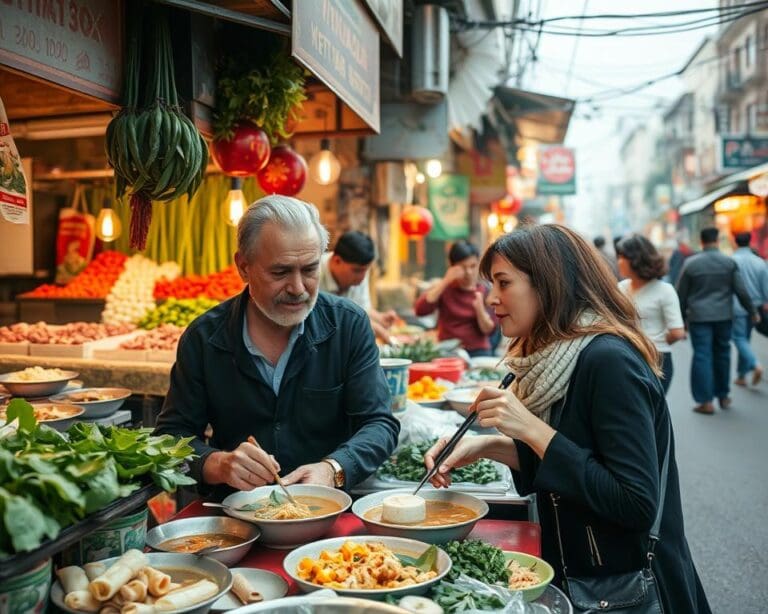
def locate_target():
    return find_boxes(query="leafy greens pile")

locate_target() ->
[378,440,500,485]
[0,399,195,556]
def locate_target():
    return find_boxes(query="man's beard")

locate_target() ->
[250,289,317,327]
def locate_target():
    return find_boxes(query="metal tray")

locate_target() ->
[0,481,160,581]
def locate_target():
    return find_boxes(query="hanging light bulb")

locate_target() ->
[223,177,247,227]
[415,172,426,184]
[308,139,342,185]
[487,212,499,230]
[96,202,122,242]
[425,159,442,178]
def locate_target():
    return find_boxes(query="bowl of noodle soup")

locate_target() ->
[502,551,554,601]
[221,485,352,549]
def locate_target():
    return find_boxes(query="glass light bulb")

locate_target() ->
[487,213,499,229]
[309,149,341,185]
[224,189,247,227]
[426,159,442,178]
[96,208,121,242]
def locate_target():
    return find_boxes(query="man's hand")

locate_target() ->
[281,462,335,487]
[202,442,280,491]
[472,291,486,312]
[444,265,465,285]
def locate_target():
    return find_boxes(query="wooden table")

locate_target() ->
[174,501,542,595]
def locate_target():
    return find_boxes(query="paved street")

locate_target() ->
[667,333,768,614]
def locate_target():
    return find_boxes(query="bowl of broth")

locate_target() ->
[351,489,488,544]
[221,484,352,549]
[146,516,261,567]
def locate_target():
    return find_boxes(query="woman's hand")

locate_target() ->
[473,388,557,459]
[424,435,495,488]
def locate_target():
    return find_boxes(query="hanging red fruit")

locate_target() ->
[211,123,271,176]
[400,205,434,238]
[256,144,308,196]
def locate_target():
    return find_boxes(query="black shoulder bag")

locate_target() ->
[549,403,670,613]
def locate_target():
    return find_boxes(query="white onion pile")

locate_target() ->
[102,255,180,325]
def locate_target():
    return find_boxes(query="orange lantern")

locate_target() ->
[400,205,434,238]
[257,144,308,196]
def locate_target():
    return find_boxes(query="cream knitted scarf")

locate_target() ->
[504,312,601,424]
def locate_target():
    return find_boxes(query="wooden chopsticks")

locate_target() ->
[247,435,299,505]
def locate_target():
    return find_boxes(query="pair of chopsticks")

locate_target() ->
[247,435,298,505]
[413,372,516,495]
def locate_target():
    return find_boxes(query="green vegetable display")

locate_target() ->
[431,581,506,612]
[378,440,500,485]
[442,540,509,584]
[138,297,219,329]
[380,339,443,363]
[0,400,195,556]
[465,367,505,382]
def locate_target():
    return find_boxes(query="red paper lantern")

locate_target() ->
[400,205,434,238]
[257,144,308,196]
[211,123,271,176]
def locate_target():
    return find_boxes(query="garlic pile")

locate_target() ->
[102,255,180,325]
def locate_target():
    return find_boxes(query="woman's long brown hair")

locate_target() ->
[480,224,661,375]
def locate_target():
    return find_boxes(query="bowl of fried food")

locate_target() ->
[0,366,79,397]
[0,401,84,430]
[50,387,131,419]
[502,551,554,602]
[221,484,352,549]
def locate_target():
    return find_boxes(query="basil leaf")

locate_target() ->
[5,399,36,433]
[269,489,286,506]
[398,545,437,573]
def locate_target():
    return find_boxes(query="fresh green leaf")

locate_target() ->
[397,545,437,573]
[5,399,36,433]
[269,490,286,506]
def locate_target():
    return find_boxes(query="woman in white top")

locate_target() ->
[617,234,686,393]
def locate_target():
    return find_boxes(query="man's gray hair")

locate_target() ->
[237,195,330,260]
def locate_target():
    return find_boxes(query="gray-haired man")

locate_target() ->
[155,195,399,497]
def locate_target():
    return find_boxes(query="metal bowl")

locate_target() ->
[221,485,351,549]
[283,535,451,600]
[146,516,261,567]
[50,552,233,613]
[0,369,79,398]
[49,387,131,419]
[230,594,410,613]
[351,489,488,544]
[0,402,85,431]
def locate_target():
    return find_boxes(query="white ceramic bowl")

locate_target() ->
[49,387,131,419]
[283,535,451,600]
[221,484,351,549]
[229,594,410,613]
[443,387,483,417]
[50,552,233,614]
[351,489,488,544]
[0,370,79,397]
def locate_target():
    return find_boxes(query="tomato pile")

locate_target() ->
[153,265,244,301]
[25,251,128,299]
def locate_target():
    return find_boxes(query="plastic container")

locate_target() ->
[59,507,148,566]
[408,360,464,383]
[0,557,51,614]
[380,358,412,413]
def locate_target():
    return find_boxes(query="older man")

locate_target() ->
[154,195,399,495]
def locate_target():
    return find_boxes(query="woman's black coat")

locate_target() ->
[513,335,711,613]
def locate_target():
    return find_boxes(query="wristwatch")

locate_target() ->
[322,457,345,488]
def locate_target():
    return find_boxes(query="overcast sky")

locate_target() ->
[515,0,720,235]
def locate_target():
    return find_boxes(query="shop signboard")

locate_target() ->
[721,136,768,169]
[427,175,470,240]
[363,101,448,160]
[292,0,380,133]
[456,143,507,205]
[0,0,123,103]
[537,146,576,195]
[363,0,403,57]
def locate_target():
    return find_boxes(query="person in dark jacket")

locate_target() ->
[154,195,400,497]
[676,226,756,414]
[424,224,711,614]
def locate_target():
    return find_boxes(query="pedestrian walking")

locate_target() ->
[731,231,768,387]
[666,238,695,286]
[617,234,686,393]
[676,227,757,414]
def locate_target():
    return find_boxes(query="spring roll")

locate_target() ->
[152,579,219,611]
[89,550,148,601]
[119,579,148,603]
[143,566,172,597]
[64,590,101,612]
[57,566,89,593]
[84,562,108,581]
[231,573,263,605]
[120,604,157,614]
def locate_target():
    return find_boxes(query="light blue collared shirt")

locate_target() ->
[242,315,304,395]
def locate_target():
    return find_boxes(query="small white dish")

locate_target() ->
[211,568,289,611]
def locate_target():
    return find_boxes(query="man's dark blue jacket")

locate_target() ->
[154,288,400,493]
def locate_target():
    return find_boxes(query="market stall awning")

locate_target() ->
[492,87,575,144]
[678,184,744,216]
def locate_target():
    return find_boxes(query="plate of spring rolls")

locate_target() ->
[210,569,288,611]
[50,549,232,613]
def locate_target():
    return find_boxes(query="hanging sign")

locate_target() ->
[456,142,507,205]
[292,0,380,133]
[0,0,123,102]
[537,146,576,195]
[363,0,403,57]
[721,136,768,169]
[427,175,470,240]
[0,96,29,224]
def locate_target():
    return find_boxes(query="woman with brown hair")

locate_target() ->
[425,225,710,613]
[616,234,686,394]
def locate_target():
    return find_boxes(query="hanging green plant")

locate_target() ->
[213,50,308,143]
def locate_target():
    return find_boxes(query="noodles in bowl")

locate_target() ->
[221,485,352,549]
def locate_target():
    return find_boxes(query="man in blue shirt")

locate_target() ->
[731,232,768,387]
